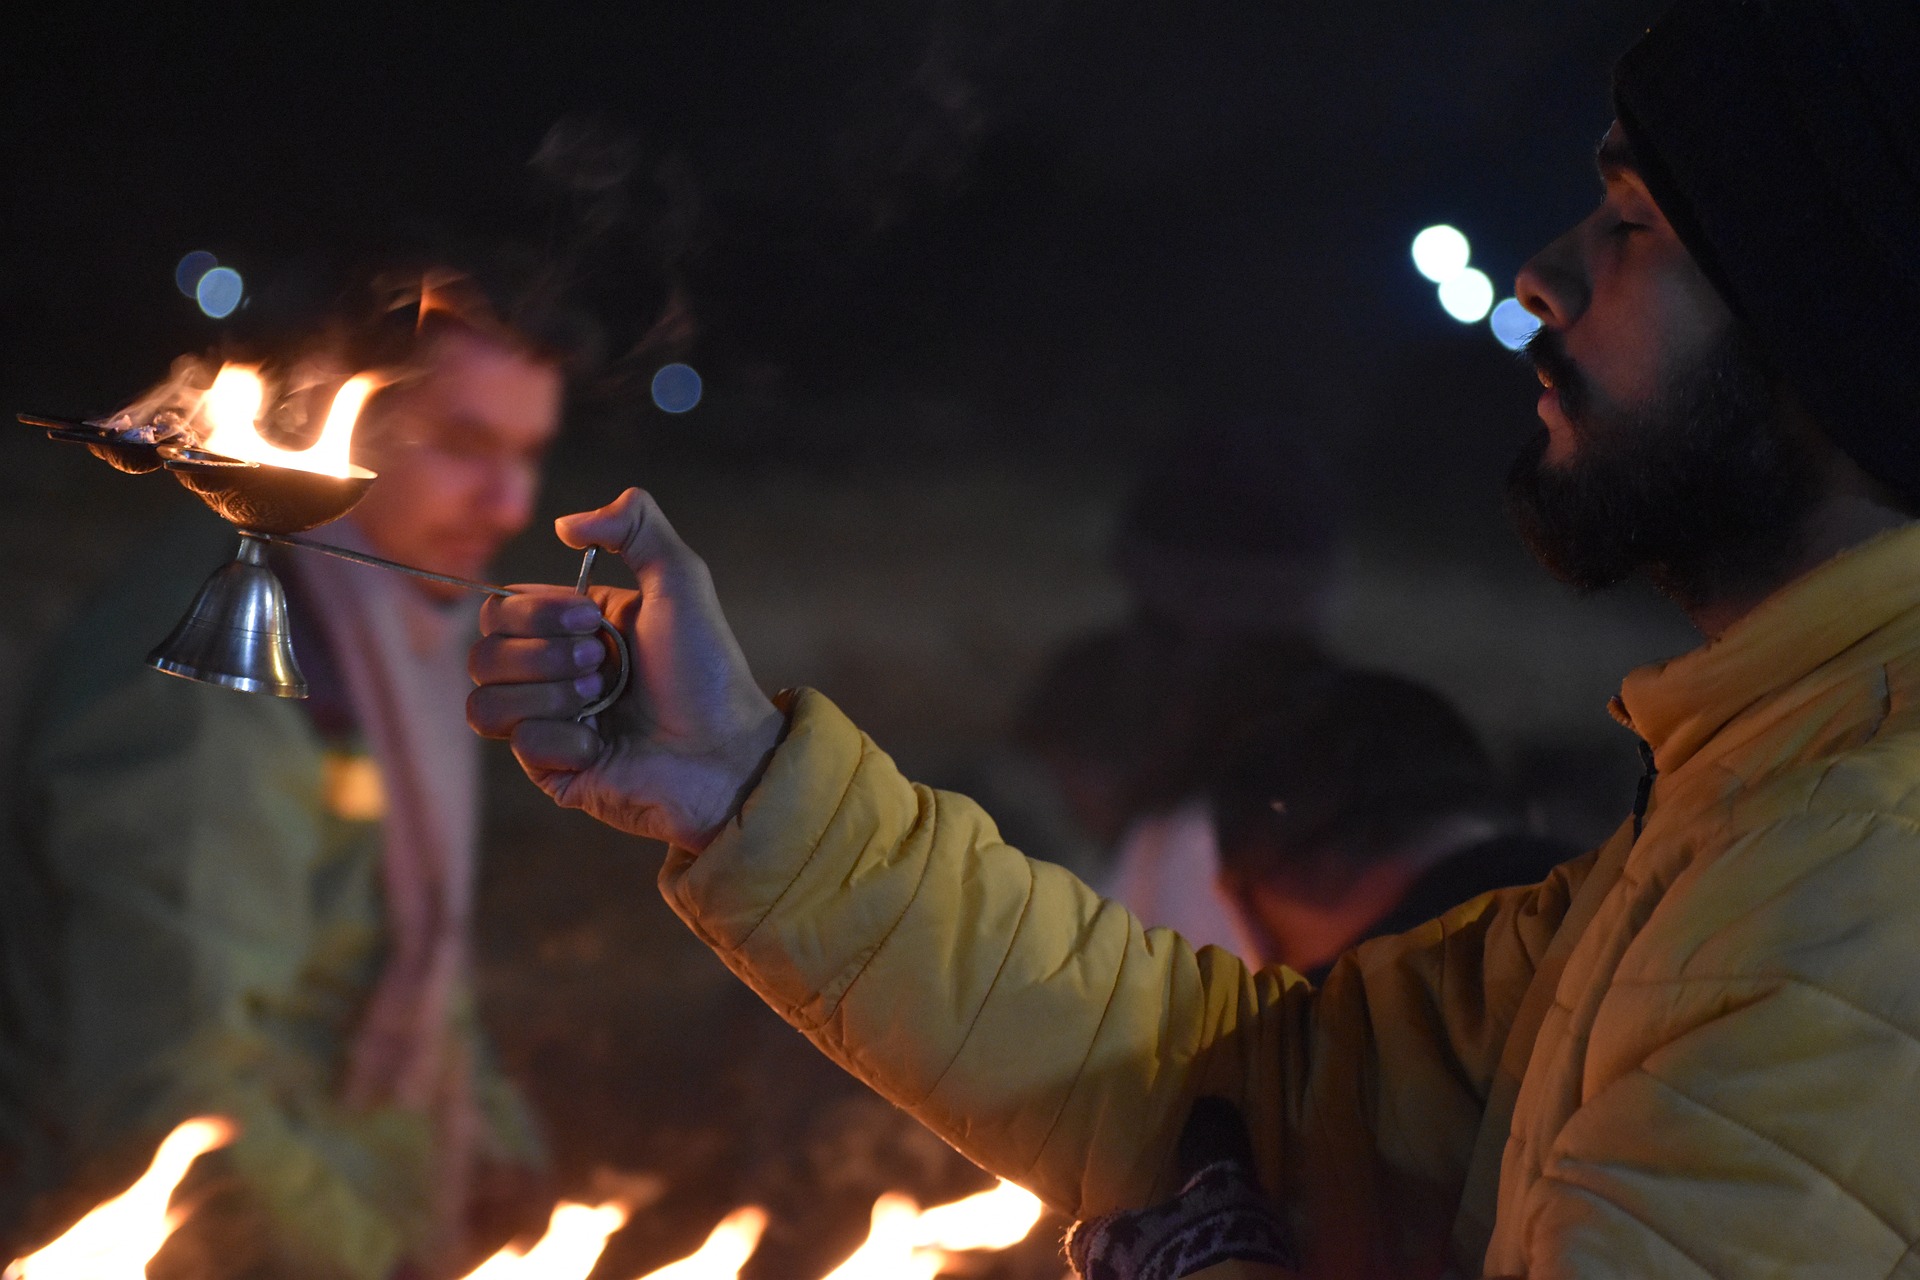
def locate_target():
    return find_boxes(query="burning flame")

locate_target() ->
[462,1202,629,1280]
[16,1120,1038,1280]
[196,364,377,478]
[820,1180,1045,1280]
[457,1203,767,1280]
[3,1117,236,1280]
[453,1179,1037,1280]
[634,1207,768,1280]
[910,1179,1046,1253]
[820,1194,943,1280]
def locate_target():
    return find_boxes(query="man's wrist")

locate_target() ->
[685,701,789,851]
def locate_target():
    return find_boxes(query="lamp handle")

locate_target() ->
[575,616,632,720]
[248,531,632,722]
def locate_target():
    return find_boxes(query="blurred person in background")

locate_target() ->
[1005,629,1164,877]
[465,0,1920,1273]
[1,260,581,1280]
[1210,667,1574,981]
[1018,421,1340,952]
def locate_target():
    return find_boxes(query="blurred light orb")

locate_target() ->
[650,362,703,414]
[1438,268,1495,323]
[174,250,218,298]
[195,266,245,319]
[1412,225,1472,284]
[1490,297,1542,350]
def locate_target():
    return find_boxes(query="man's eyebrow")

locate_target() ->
[1596,133,1641,181]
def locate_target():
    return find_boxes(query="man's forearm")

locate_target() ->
[658,688,1589,1250]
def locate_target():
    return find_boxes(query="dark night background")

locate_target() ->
[2,4,1689,1277]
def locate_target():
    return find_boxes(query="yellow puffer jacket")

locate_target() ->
[663,522,1920,1279]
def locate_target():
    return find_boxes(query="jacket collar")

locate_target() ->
[1613,521,1920,775]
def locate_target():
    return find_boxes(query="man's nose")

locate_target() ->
[1515,223,1589,331]
[479,460,540,535]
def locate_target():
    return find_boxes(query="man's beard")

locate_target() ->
[1505,323,1820,610]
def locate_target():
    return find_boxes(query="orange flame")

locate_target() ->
[3,1117,236,1280]
[910,1179,1045,1253]
[819,1194,944,1280]
[450,1178,1035,1280]
[633,1207,768,1280]
[196,364,378,478]
[11,1123,1039,1280]
[461,1202,629,1280]
[819,1180,1044,1280]
[457,1202,768,1280]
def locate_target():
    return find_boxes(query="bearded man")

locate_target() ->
[467,0,1920,1275]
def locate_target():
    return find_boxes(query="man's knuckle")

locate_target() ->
[536,644,571,680]
[466,691,506,738]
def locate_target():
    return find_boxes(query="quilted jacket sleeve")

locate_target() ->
[1511,805,1920,1279]
[661,690,1599,1267]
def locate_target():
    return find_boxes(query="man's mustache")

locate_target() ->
[1526,328,1586,415]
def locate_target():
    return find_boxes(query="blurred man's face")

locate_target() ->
[1505,122,1816,604]
[350,327,562,597]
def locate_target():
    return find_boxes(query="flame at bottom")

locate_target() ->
[456,1179,1041,1280]
[820,1181,1046,1280]
[3,1117,236,1280]
[633,1208,769,1280]
[458,1203,766,1280]
[463,1203,631,1280]
[4,1116,1042,1280]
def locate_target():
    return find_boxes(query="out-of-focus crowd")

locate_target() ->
[1010,422,1576,982]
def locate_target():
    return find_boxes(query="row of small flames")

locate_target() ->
[4,1119,1048,1280]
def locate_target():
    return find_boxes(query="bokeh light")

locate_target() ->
[1437,268,1495,323]
[650,362,703,414]
[1411,225,1472,284]
[195,266,245,319]
[1490,297,1541,350]
[174,251,218,298]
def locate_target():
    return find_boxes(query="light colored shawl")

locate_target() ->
[288,518,482,1259]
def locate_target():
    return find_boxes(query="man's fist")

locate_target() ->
[467,488,785,850]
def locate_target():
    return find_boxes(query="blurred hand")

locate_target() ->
[467,488,784,849]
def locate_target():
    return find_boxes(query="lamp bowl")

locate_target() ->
[161,447,377,534]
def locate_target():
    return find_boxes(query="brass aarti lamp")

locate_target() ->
[22,410,628,715]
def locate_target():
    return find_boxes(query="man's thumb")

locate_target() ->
[554,488,685,578]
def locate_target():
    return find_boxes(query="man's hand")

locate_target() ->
[467,488,785,850]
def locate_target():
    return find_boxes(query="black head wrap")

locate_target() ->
[1613,0,1920,506]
